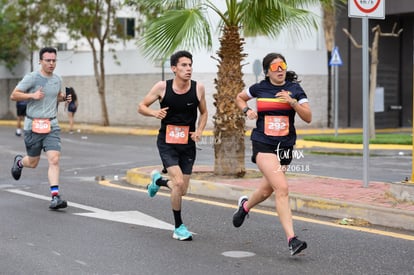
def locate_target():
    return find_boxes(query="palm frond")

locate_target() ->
[241,0,319,39]
[127,0,201,11]
[139,8,212,61]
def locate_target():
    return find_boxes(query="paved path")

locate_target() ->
[1,120,413,231]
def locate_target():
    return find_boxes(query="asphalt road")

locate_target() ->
[1,126,413,274]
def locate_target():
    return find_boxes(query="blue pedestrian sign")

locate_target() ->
[329,46,343,66]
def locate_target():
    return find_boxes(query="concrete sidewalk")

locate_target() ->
[126,165,414,232]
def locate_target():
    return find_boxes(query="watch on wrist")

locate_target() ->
[242,106,251,114]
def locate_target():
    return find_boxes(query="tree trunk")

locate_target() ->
[90,41,110,126]
[344,24,402,139]
[327,51,333,128]
[213,25,246,177]
[99,45,109,126]
[98,83,110,126]
[322,3,336,128]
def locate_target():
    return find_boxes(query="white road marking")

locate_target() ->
[221,251,256,258]
[75,260,88,266]
[75,211,174,230]
[6,189,175,231]
[64,162,133,172]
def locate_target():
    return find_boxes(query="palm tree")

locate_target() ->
[320,0,347,128]
[131,0,319,176]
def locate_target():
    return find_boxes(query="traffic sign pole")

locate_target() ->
[334,65,339,137]
[362,17,370,188]
[348,0,385,187]
[329,46,343,137]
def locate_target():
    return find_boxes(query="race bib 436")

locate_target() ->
[165,125,189,144]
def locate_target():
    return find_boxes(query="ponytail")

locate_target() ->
[286,71,301,83]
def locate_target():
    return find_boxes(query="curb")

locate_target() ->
[126,166,414,231]
[289,194,414,231]
[1,120,411,153]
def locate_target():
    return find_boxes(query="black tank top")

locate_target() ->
[159,79,199,134]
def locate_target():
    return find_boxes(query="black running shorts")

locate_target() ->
[156,137,196,175]
[251,140,293,166]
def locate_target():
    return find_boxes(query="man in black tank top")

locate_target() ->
[138,51,208,241]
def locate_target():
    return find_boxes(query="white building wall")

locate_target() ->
[1,3,328,129]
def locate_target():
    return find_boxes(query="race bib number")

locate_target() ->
[32,118,51,134]
[165,125,190,144]
[264,116,289,136]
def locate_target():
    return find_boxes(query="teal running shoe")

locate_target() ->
[147,170,161,197]
[173,224,193,241]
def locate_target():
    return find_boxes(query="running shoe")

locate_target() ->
[288,236,307,256]
[147,170,161,197]
[49,195,68,210]
[11,155,23,180]
[232,196,249,227]
[172,224,193,241]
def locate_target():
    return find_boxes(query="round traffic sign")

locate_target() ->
[349,0,385,19]
[353,0,381,14]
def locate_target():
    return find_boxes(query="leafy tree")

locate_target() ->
[0,0,22,71]
[0,0,60,72]
[59,0,130,126]
[129,0,318,176]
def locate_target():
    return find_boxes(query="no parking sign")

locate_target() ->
[349,0,385,19]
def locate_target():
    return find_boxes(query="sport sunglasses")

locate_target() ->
[269,61,287,72]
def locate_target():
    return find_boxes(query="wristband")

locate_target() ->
[242,106,251,114]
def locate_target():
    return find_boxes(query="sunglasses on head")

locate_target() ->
[269,61,287,72]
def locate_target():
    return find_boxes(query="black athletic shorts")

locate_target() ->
[251,140,293,166]
[157,137,196,175]
[16,104,27,116]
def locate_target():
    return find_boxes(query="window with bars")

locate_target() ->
[116,17,135,38]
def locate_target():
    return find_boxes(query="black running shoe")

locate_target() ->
[49,195,68,210]
[11,155,23,180]
[289,236,307,256]
[233,196,249,227]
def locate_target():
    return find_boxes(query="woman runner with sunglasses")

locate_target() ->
[233,52,312,256]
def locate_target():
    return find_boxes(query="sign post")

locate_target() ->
[329,46,343,137]
[348,0,385,188]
